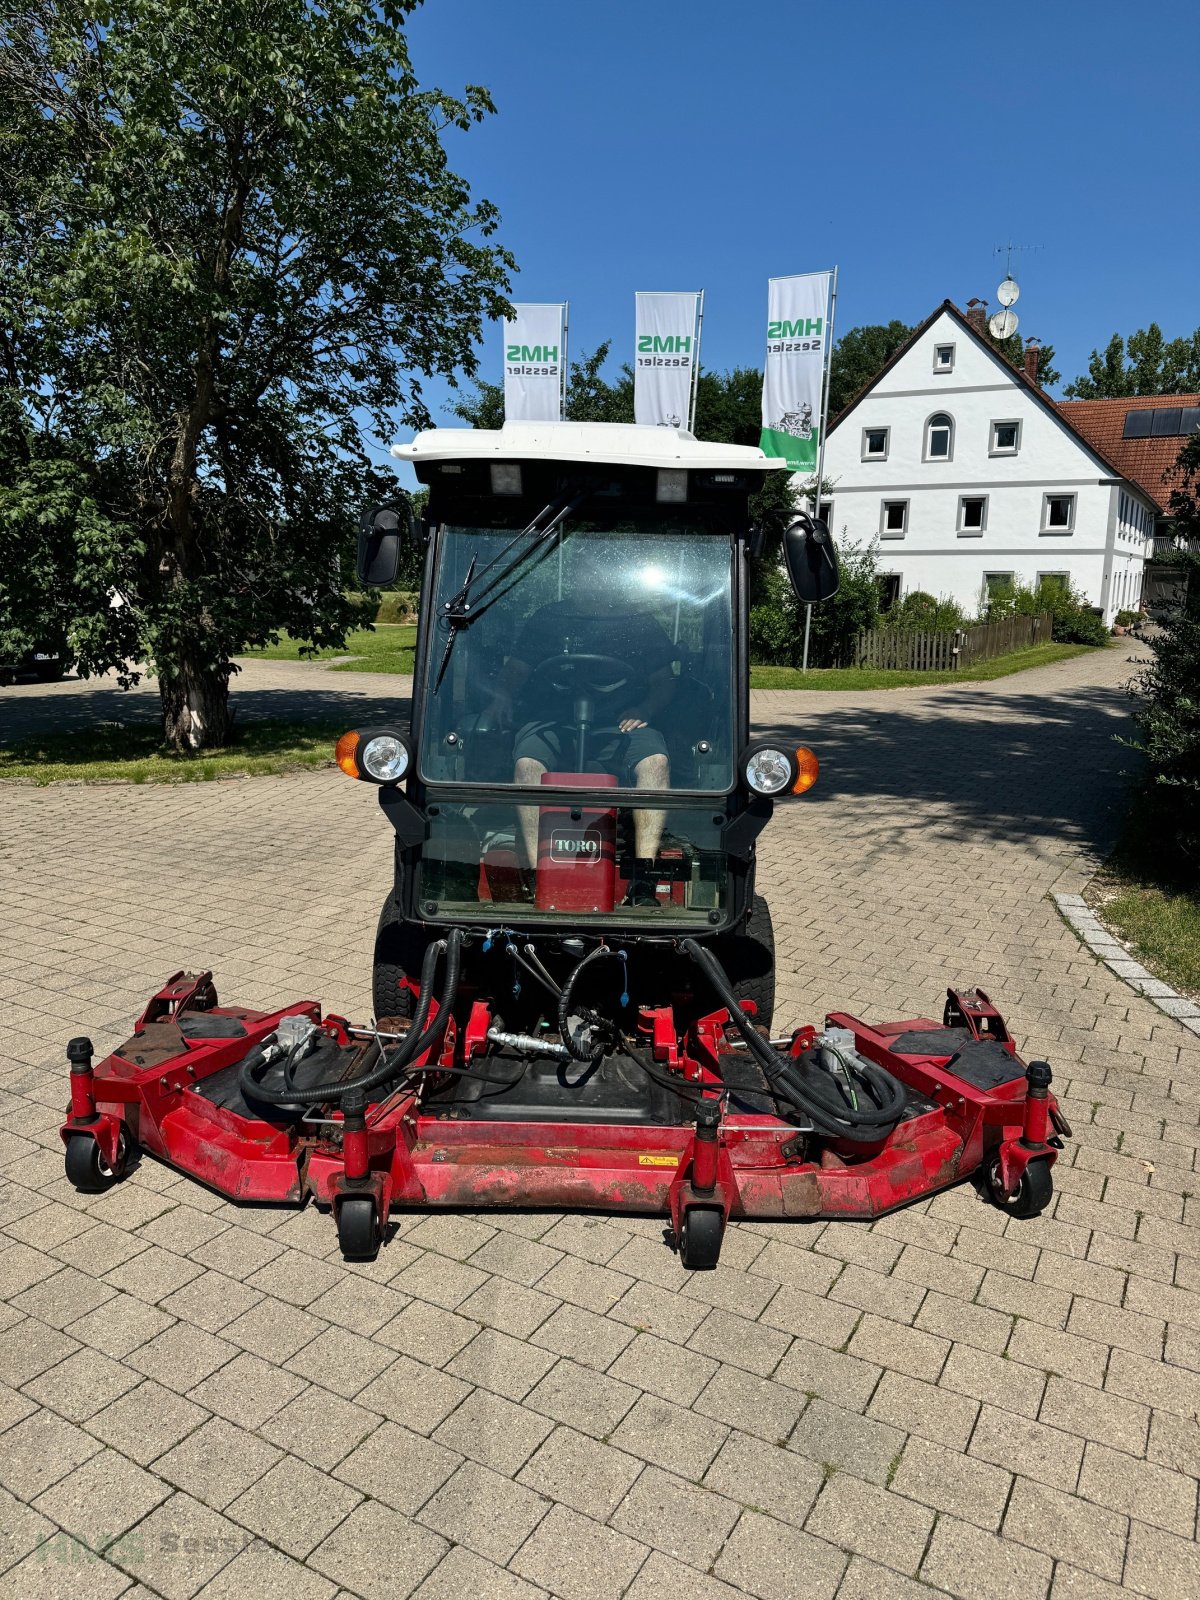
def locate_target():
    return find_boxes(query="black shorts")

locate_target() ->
[513,720,669,782]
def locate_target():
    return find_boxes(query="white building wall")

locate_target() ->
[821,309,1155,624]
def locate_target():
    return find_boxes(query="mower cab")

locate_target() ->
[62,423,1068,1267]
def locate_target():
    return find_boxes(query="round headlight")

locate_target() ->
[360,734,409,783]
[744,746,793,796]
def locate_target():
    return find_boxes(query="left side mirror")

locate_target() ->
[357,501,413,587]
[783,515,840,604]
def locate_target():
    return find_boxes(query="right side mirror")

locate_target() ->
[357,501,413,587]
[783,515,840,604]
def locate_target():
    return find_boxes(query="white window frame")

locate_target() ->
[983,571,1015,606]
[879,499,908,538]
[957,495,988,537]
[1037,571,1070,594]
[933,343,955,373]
[990,419,1021,456]
[1041,493,1076,534]
[924,412,954,463]
[861,426,890,462]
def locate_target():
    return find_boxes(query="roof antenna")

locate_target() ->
[989,242,1041,343]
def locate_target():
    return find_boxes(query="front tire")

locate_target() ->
[678,1206,724,1270]
[65,1130,129,1193]
[336,1196,381,1262]
[987,1156,1052,1219]
[372,892,433,1022]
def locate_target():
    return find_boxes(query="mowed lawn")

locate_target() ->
[241,623,417,673]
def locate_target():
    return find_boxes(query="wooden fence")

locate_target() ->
[849,612,1052,672]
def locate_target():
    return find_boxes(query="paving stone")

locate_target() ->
[1123,1518,1200,1600]
[806,1470,934,1573]
[245,1251,344,1308]
[786,1397,905,1485]
[105,1490,243,1598]
[1006,1320,1109,1386]
[518,1423,643,1518]
[868,1370,979,1452]
[64,1293,173,1361]
[759,1286,860,1349]
[13,1265,115,1329]
[687,1307,792,1377]
[192,1539,338,1600]
[1040,1373,1150,1455]
[611,1391,729,1477]
[1002,1476,1128,1583]
[1147,1408,1200,1477]
[622,1550,745,1600]
[446,1325,559,1400]
[0,1484,55,1578]
[829,1262,925,1324]
[189,1224,285,1281]
[280,1323,396,1400]
[921,1514,1053,1600]
[126,1321,236,1387]
[305,1273,409,1336]
[469,1232,562,1288]
[432,1385,554,1474]
[774,1336,882,1412]
[837,1554,957,1599]
[405,1213,498,1261]
[848,1312,950,1383]
[528,1302,635,1372]
[0,1377,36,1432]
[915,1290,1013,1355]
[694,1362,804,1444]
[354,1352,471,1435]
[0,1537,132,1600]
[188,1348,307,1427]
[83,1376,207,1465]
[22,1344,140,1422]
[512,1503,650,1600]
[1107,1345,1200,1418]
[892,1432,1012,1529]
[260,1382,381,1472]
[704,1428,824,1527]
[0,1408,102,1499]
[713,1510,846,1600]
[376,1300,479,1366]
[609,1280,709,1344]
[334,1419,461,1513]
[525,1356,641,1440]
[535,1255,633,1314]
[967,1403,1084,1493]
[33,1445,171,1552]
[456,1275,559,1339]
[227,1453,363,1559]
[1078,1440,1198,1537]
[939,1343,1046,1420]
[419,1459,550,1563]
[390,1251,489,1311]
[611,1464,740,1569]
[153,1414,283,1508]
[411,1545,550,1599]
[748,1240,842,1297]
[157,1269,263,1335]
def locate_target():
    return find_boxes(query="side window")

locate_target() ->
[1042,494,1076,534]
[990,420,1020,455]
[958,496,987,536]
[861,426,889,461]
[880,500,908,538]
[933,343,955,373]
[925,413,953,462]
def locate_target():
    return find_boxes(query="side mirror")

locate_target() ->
[357,501,413,587]
[783,515,840,604]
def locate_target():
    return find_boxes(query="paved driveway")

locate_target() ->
[3,644,1199,1600]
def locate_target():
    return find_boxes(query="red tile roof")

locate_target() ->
[1054,395,1200,514]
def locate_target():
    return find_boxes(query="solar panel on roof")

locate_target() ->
[1181,407,1200,436]
[1123,410,1153,438]
[1151,409,1184,436]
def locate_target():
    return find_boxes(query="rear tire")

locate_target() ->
[372,892,432,1022]
[714,894,776,1033]
[34,662,66,682]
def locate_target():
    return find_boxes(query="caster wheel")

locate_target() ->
[64,1130,129,1193]
[987,1156,1052,1219]
[678,1206,724,1270]
[337,1196,381,1262]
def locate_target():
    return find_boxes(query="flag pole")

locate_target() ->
[688,291,705,433]
[560,301,570,419]
[801,266,838,673]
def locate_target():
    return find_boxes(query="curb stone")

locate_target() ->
[1053,891,1200,1036]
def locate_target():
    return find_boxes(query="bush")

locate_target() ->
[375,590,420,626]
[890,591,969,633]
[984,577,1108,645]
[1126,551,1200,877]
[748,535,882,668]
[1115,609,1139,629]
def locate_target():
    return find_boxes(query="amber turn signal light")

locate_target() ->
[335,730,360,779]
[792,746,819,794]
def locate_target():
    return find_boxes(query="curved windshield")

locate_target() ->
[419,517,735,794]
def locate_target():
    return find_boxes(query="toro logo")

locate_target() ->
[551,829,601,864]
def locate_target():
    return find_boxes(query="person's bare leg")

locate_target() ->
[632,752,670,860]
[514,755,547,867]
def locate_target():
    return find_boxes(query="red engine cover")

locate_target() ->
[536,772,617,914]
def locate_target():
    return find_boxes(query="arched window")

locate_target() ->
[925,412,954,462]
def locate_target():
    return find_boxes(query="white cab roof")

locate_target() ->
[392,420,785,474]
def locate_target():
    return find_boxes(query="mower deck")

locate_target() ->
[61,971,1068,1267]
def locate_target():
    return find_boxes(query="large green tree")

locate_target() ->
[0,0,512,748]
[1064,324,1200,399]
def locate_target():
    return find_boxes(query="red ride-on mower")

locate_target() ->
[62,423,1070,1266]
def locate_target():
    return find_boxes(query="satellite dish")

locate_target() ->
[989,309,1019,340]
[996,277,1020,307]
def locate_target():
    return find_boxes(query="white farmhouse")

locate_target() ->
[821,301,1159,623]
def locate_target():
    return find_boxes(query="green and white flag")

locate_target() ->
[634,291,702,430]
[503,303,567,422]
[760,273,831,472]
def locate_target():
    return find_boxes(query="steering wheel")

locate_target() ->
[530,653,635,697]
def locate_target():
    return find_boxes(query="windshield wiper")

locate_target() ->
[434,487,588,691]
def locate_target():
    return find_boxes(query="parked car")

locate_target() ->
[0,634,68,686]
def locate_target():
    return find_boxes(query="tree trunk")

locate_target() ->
[159,654,233,752]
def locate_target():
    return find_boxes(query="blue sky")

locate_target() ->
[382,0,1198,479]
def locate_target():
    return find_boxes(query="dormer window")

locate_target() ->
[925,413,954,462]
[933,344,955,373]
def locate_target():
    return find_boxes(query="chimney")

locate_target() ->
[965,297,988,334]
[1024,338,1041,386]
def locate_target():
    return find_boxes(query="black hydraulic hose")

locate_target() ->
[240,930,463,1108]
[558,945,620,1062]
[619,1033,709,1105]
[681,937,907,1144]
